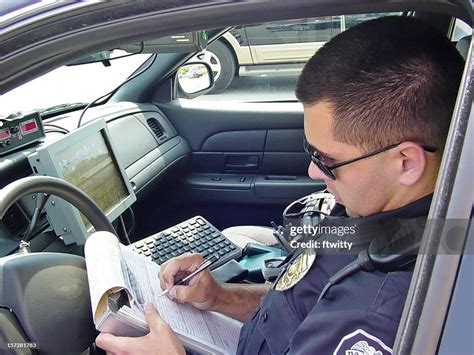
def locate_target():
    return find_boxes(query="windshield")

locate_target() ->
[0,54,152,116]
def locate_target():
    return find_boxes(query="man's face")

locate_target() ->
[304,101,398,217]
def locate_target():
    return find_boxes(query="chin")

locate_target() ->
[344,206,361,218]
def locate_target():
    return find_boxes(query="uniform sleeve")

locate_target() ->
[287,308,397,355]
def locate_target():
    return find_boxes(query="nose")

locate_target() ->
[308,161,330,181]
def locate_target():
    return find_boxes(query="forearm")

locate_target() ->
[212,283,270,322]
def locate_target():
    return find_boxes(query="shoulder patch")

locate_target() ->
[333,329,392,355]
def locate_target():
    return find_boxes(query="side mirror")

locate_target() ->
[176,62,214,99]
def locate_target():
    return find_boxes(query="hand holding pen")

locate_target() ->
[159,254,220,297]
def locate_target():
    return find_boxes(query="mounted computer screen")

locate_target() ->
[28,119,136,245]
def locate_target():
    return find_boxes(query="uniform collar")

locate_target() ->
[312,194,433,252]
[329,193,433,220]
[276,195,434,288]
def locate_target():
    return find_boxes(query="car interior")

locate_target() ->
[0,0,472,354]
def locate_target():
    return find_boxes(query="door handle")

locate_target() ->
[225,163,258,169]
[224,155,259,171]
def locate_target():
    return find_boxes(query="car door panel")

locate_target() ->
[158,101,323,209]
[202,130,266,151]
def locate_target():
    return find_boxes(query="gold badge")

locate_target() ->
[275,248,316,291]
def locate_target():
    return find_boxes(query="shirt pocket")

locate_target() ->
[258,292,301,354]
[237,307,261,354]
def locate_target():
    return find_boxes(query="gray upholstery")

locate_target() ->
[222,225,277,248]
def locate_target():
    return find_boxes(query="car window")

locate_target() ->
[451,18,472,41]
[184,13,400,103]
[0,53,151,116]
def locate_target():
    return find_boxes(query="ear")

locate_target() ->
[395,142,427,186]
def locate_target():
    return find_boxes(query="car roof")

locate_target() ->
[1,0,472,93]
[0,1,472,354]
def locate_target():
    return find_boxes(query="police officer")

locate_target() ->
[96,16,464,354]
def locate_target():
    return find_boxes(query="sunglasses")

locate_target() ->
[303,137,437,180]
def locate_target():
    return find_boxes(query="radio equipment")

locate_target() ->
[0,111,45,156]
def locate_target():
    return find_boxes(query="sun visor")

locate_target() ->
[121,31,208,53]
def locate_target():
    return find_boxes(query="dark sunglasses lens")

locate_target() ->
[304,139,336,180]
[312,157,336,180]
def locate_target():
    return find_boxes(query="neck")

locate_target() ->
[383,166,438,212]
[383,187,434,212]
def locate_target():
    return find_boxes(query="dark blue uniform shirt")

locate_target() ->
[237,195,432,354]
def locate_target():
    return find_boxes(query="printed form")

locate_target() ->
[85,232,132,322]
[121,246,242,354]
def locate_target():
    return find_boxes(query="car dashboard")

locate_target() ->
[0,101,191,256]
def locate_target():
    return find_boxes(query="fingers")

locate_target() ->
[159,253,204,289]
[96,307,184,355]
[143,304,186,355]
[168,284,192,302]
[144,303,166,330]
[168,280,206,304]
[96,306,168,353]
[187,273,201,287]
[96,333,136,353]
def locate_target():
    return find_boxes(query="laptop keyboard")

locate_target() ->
[129,216,241,269]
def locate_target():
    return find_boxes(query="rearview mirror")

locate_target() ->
[176,62,214,99]
[67,47,142,66]
[68,31,208,67]
[122,31,208,53]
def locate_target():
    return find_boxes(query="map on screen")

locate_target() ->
[55,131,128,230]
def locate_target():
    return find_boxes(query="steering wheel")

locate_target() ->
[0,176,116,354]
[1,175,115,233]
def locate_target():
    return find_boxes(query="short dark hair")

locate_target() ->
[296,16,464,152]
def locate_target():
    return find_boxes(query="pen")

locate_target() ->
[158,254,220,297]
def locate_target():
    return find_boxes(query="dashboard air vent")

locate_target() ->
[147,118,164,139]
